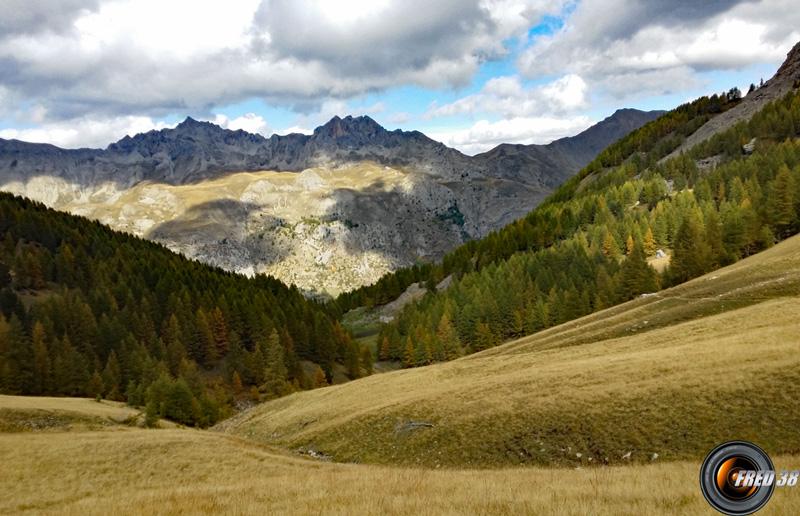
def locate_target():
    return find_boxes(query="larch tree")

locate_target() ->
[643,227,657,256]
[769,165,797,238]
[261,331,288,398]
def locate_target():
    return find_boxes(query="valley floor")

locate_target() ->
[2,425,799,515]
[4,237,800,514]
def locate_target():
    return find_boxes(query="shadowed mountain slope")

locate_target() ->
[0,110,661,296]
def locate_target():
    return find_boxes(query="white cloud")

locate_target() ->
[210,113,270,135]
[427,115,593,155]
[427,73,587,119]
[72,0,260,59]
[0,115,176,148]
[1,0,797,151]
[274,125,313,136]
[0,0,565,123]
[518,0,800,98]
[540,74,587,110]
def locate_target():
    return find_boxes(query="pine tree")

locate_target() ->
[210,307,229,360]
[345,341,361,379]
[261,331,288,398]
[704,209,726,267]
[231,371,243,393]
[436,313,461,360]
[163,378,195,425]
[6,315,33,393]
[0,261,10,289]
[194,309,215,367]
[769,165,797,238]
[86,371,105,399]
[378,336,390,361]
[602,230,619,257]
[125,381,142,406]
[312,366,327,387]
[102,351,122,400]
[403,337,416,368]
[359,347,373,376]
[249,385,260,402]
[31,321,51,395]
[643,227,657,256]
[593,267,616,310]
[145,399,160,427]
[473,322,494,352]
[625,235,635,256]
[0,314,9,391]
[669,213,711,284]
[620,242,658,298]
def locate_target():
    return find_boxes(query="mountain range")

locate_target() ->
[0,109,662,296]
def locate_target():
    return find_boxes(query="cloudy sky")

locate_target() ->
[0,0,797,154]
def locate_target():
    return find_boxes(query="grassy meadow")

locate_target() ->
[0,395,176,432]
[2,234,800,514]
[219,234,800,468]
[2,426,800,515]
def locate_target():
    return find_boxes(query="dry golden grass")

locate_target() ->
[2,428,799,515]
[0,395,138,419]
[0,395,176,431]
[646,251,671,272]
[4,228,800,515]
[219,234,800,467]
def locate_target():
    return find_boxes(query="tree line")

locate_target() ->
[374,89,800,366]
[0,196,372,426]
[333,89,746,313]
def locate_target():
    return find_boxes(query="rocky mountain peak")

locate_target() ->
[313,115,387,142]
[174,116,217,132]
[774,40,800,83]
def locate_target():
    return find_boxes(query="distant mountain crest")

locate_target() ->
[0,107,663,295]
[0,108,663,188]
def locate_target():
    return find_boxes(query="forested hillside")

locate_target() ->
[0,199,369,426]
[369,89,800,366]
[334,90,745,313]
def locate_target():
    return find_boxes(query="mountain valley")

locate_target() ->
[0,110,661,297]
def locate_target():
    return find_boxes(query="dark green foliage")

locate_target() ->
[769,165,798,238]
[0,193,367,427]
[260,331,288,398]
[144,399,159,427]
[370,90,800,367]
[0,261,10,288]
[669,211,713,285]
[620,242,658,298]
[333,90,746,315]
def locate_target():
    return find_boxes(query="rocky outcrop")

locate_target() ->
[666,40,800,160]
[0,110,662,296]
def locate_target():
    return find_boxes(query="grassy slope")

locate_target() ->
[0,395,176,431]
[1,427,799,515]
[218,234,800,468]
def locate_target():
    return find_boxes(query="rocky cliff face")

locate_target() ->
[0,109,661,297]
[666,41,800,159]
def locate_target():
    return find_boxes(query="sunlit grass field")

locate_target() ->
[219,234,800,468]
[2,237,800,514]
[0,395,177,432]
[2,427,799,515]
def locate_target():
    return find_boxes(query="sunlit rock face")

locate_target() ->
[0,111,661,297]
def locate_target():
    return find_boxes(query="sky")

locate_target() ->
[0,0,797,155]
